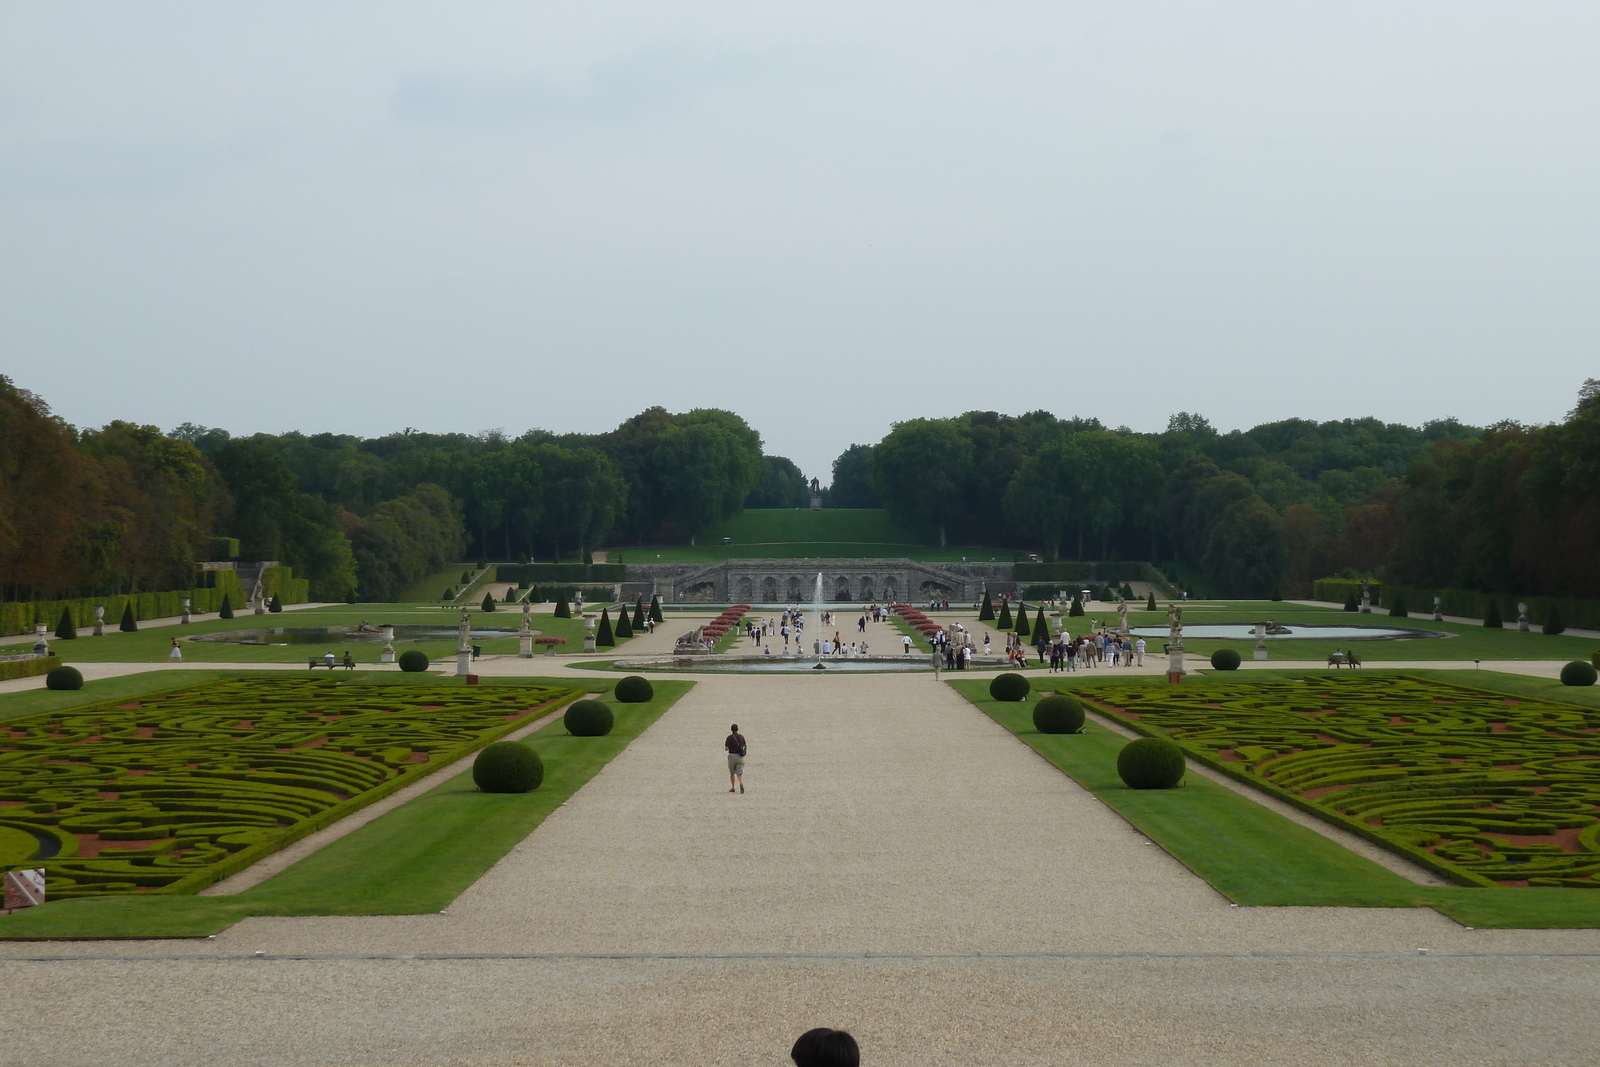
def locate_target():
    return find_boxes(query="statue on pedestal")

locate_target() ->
[181,597,192,625]
[1116,597,1130,636]
[93,605,105,637]
[1433,595,1443,622]
[1517,602,1530,632]
[380,625,396,664]
[456,608,472,676]
[519,602,534,659]
[1166,603,1185,678]
[1254,621,1269,660]
[583,614,597,654]
[1359,578,1372,614]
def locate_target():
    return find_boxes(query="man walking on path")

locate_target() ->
[725,724,747,794]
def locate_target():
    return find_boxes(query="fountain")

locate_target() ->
[813,571,827,669]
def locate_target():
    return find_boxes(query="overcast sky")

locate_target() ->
[3,2,1596,480]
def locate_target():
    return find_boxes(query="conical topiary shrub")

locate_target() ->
[1484,600,1503,628]
[978,592,995,621]
[219,593,233,619]
[1543,605,1566,635]
[1069,595,1084,618]
[648,594,663,623]
[614,605,633,639]
[443,588,455,600]
[997,600,1013,630]
[1031,605,1049,642]
[596,608,615,647]
[1146,592,1156,611]
[553,592,571,619]
[1014,603,1031,638]
[481,591,496,612]
[268,595,283,613]
[632,599,646,630]
[461,570,471,584]
[119,603,138,632]
[1343,592,1358,612]
[1389,593,1408,618]
[55,606,76,640]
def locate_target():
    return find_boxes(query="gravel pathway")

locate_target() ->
[7,671,1600,1063]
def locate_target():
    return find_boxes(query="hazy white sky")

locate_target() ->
[3,1,1596,480]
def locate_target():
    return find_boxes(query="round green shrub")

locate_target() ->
[1033,694,1085,734]
[564,698,615,736]
[1117,736,1186,789]
[989,672,1030,701]
[397,650,430,673]
[472,741,543,793]
[45,665,83,691]
[1210,648,1242,671]
[614,675,654,703]
[1560,660,1598,687]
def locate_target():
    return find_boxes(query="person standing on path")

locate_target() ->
[725,724,747,793]
[169,638,182,661]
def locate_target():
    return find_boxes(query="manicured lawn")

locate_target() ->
[0,679,692,938]
[947,673,1600,927]
[0,601,637,666]
[930,599,1600,664]
[611,508,1027,563]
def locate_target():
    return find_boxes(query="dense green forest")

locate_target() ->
[3,374,1597,602]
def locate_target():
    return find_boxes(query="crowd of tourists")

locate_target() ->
[742,604,893,656]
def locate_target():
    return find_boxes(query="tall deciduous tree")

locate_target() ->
[869,419,974,546]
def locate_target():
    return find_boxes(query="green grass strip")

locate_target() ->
[946,676,1600,928]
[0,680,692,939]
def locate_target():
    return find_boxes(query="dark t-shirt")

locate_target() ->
[725,732,747,756]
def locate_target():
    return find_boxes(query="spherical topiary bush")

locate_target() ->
[989,672,1030,702]
[472,741,543,793]
[45,665,84,691]
[614,675,654,703]
[1033,694,1085,734]
[1210,648,1242,671]
[564,698,615,736]
[397,650,429,673]
[1117,736,1186,789]
[1560,660,1598,687]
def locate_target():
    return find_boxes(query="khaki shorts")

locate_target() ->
[727,752,746,775]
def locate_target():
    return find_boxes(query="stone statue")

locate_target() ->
[1433,595,1443,622]
[1116,597,1129,635]
[519,603,534,659]
[1165,603,1185,677]
[93,605,105,637]
[1166,602,1183,641]
[1517,602,1530,632]
[380,624,396,664]
[181,597,192,625]
[456,609,472,676]
[1254,621,1269,661]
[583,614,597,654]
[1359,579,1372,614]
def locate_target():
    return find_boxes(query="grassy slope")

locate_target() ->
[948,674,1600,927]
[0,680,692,938]
[398,565,477,604]
[0,602,635,665]
[612,508,1031,563]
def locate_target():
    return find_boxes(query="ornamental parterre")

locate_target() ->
[1080,676,1600,888]
[0,678,580,898]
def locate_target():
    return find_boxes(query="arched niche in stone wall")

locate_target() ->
[786,576,803,601]
[835,577,851,601]
[736,577,754,602]
[762,576,778,601]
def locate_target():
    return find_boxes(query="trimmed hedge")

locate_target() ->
[614,675,654,703]
[472,741,544,793]
[0,654,59,682]
[496,563,627,584]
[564,699,614,736]
[1210,648,1242,671]
[0,572,248,638]
[989,672,1030,702]
[397,650,430,672]
[45,665,84,691]
[1033,694,1085,734]
[1117,737,1186,790]
[1081,676,1600,887]
[0,678,582,897]
[1560,660,1597,687]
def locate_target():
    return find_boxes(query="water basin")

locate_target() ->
[1126,624,1446,641]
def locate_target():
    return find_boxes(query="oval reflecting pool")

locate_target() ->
[1127,623,1446,641]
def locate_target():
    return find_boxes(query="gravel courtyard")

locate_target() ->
[6,672,1600,1065]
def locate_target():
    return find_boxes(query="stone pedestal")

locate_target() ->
[253,596,266,616]
[1517,603,1530,632]
[583,615,597,654]
[1253,622,1269,661]
[455,610,472,676]
[33,624,49,657]
[93,606,104,638]
[379,625,396,664]
[518,605,534,659]
[180,598,192,625]
[1432,596,1443,623]
[1167,644,1185,683]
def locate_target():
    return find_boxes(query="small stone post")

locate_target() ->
[518,603,534,659]
[93,605,105,637]
[379,625,396,664]
[455,609,472,676]
[583,614,597,654]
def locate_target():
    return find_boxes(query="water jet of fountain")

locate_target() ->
[813,571,827,669]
